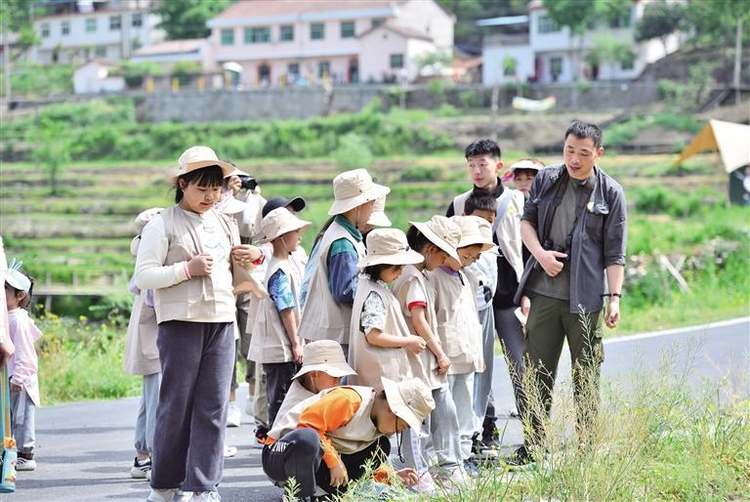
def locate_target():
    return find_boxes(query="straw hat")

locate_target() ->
[131,207,164,255]
[262,196,307,218]
[258,207,311,244]
[5,259,31,293]
[408,215,461,264]
[292,340,356,380]
[358,229,424,268]
[328,169,390,216]
[166,146,235,185]
[367,196,392,228]
[451,215,496,252]
[381,376,435,433]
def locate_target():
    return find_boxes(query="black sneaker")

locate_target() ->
[503,445,534,469]
[470,432,482,456]
[130,456,151,479]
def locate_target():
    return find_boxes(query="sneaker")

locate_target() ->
[130,456,152,479]
[462,459,478,477]
[223,445,238,458]
[226,401,241,428]
[251,426,268,449]
[146,489,176,502]
[192,491,221,501]
[173,491,194,502]
[408,471,437,495]
[502,445,535,469]
[16,456,36,471]
[147,470,151,482]
[434,467,469,492]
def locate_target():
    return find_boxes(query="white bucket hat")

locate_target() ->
[452,215,496,252]
[408,215,461,264]
[166,146,236,185]
[328,169,390,216]
[293,340,357,380]
[5,259,31,293]
[131,207,164,255]
[258,207,312,244]
[359,229,424,268]
[381,376,435,433]
[367,196,391,227]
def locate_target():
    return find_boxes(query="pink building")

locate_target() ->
[206,0,455,87]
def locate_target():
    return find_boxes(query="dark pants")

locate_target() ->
[151,320,235,492]
[263,361,299,426]
[262,428,390,499]
[522,294,604,445]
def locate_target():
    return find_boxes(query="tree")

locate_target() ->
[635,0,684,54]
[154,0,232,40]
[587,36,636,80]
[683,0,750,48]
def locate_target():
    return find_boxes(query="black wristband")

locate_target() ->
[601,293,622,298]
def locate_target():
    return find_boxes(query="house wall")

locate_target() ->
[482,44,534,84]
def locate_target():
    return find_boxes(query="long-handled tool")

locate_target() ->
[0,366,17,493]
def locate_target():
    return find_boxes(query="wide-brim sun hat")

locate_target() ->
[408,215,461,265]
[262,196,307,218]
[502,158,544,183]
[165,146,236,185]
[358,228,424,268]
[381,376,435,433]
[328,168,390,216]
[215,192,247,215]
[452,215,496,252]
[293,340,357,380]
[258,207,312,244]
[367,195,392,227]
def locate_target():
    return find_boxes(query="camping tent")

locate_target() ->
[674,119,750,173]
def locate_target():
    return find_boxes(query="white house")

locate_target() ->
[29,0,164,64]
[206,0,455,87]
[73,60,125,93]
[481,0,684,85]
[131,38,214,71]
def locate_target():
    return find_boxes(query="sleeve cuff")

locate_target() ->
[175,261,189,282]
[407,301,427,311]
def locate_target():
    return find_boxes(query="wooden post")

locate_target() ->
[172,77,179,93]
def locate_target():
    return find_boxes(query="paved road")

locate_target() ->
[8,317,749,502]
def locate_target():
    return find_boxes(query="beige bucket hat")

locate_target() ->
[328,169,390,216]
[293,340,357,380]
[166,146,236,185]
[131,207,164,255]
[359,228,424,268]
[381,376,435,433]
[452,215,496,252]
[367,196,391,227]
[258,207,312,244]
[408,215,462,264]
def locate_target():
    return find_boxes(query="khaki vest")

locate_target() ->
[271,379,315,431]
[453,188,525,281]
[426,268,483,375]
[268,385,380,454]
[391,265,447,390]
[122,292,160,376]
[347,276,428,392]
[298,221,365,344]
[248,257,301,364]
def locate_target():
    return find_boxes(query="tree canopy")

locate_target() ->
[153,0,232,40]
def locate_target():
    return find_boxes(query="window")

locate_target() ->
[280,24,294,41]
[318,61,330,77]
[61,21,70,36]
[85,18,97,33]
[245,26,270,43]
[371,18,384,28]
[390,53,404,69]
[95,46,107,58]
[621,56,635,70]
[221,28,234,45]
[609,13,631,28]
[288,62,299,77]
[310,22,324,40]
[550,56,563,81]
[340,21,355,38]
[110,15,121,31]
[41,23,50,38]
[132,12,143,27]
[537,15,559,34]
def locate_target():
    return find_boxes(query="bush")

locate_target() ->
[333,133,373,170]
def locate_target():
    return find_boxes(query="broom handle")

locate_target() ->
[0,366,10,440]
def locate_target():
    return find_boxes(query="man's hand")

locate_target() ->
[395,468,419,486]
[0,340,14,369]
[537,249,567,277]
[521,296,531,317]
[606,298,620,329]
[227,176,242,196]
[330,462,349,487]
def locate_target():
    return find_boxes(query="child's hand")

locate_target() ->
[405,335,426,355]
[188,253,213,277]
[330,462,349,487]
[232,245,261,265]
[396,468,419,486]
[227,175,242,196]
[292,342,303,364]
[436,354,451,374]
[10,383,22,393]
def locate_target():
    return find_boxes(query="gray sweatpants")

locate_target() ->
[134,372,161,455]
[10,388,35,456]
[150,321,235,493]
[473,306,495,433]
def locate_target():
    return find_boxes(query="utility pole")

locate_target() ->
[734,17,743,105]
[2,18,10,102]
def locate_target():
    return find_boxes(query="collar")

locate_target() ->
[438,265,460,277]
[334,215,363,242]
[472,177,504,198]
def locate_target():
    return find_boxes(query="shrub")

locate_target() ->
[333,133,373,170]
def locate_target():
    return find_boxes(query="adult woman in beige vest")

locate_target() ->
[135,146,262,502]
[263,376,434,500]
[298,169,389,356]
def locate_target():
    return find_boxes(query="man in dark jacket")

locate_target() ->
[509,120,627,465]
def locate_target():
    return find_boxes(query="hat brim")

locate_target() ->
[293,361,357,380]
[219,197,247,215]
[457,238,496,253]
[328,184,390,216]
[367,211,392,227]
[5,269,31,293]
[286,196,307,213]
[226,167,250,178]
[382,377,423,433]
[409,221,461,264]
[358,249,424,268]
[130,236,141,256]
[165,159,236,185]
[258,219,312,244]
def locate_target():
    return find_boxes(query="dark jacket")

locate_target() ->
[514,164,627,313]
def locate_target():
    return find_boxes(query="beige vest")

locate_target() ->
[347,277,427,391]
[453,188,525,281]
[426,268,483,375]
[391,265,447,390]
[248,257,301,364]
[271,379,314,430]
[122,292,160,376]
[299,221,365,344]
[268,385,380,454]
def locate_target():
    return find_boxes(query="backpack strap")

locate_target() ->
[491,189,515,235]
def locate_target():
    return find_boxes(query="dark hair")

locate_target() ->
[175,166,225,203]
[364,263,400,281]
[465,139,501,160]
[6,272,34,310]
[565,120,603,149]
[312,216,335,250]
[465,191,497,215]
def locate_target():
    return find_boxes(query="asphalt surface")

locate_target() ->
[7,316,749,502]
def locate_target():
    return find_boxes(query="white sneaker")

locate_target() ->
[226,402,241,428]
[16,457,36,471]
[146,489,175,502]
[223,445,238,458]
[244,397,255,418]
[130,456,152,479]
[173,490,194,501]
[192,491,221,501]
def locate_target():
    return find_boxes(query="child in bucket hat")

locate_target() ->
[263,375,434,499]
[248,208,312,427]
